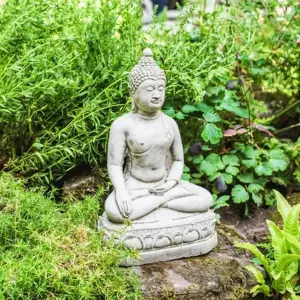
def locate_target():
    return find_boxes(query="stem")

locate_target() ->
[261,99,300,125]
[274,123,300,135]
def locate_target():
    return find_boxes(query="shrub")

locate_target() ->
[0,172,140,299]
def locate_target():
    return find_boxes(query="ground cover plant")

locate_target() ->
[236,191,300,299]
[0,172,140,299]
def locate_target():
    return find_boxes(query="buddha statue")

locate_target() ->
[98,48,217,265]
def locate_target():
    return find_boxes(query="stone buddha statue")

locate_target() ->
[98,48,217,265]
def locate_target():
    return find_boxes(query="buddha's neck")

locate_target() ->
[136,109,160,120]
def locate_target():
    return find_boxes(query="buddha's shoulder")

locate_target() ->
[110,113,133,130]
[161,112,178,128]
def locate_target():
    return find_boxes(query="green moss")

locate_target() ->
[0,173,140,299]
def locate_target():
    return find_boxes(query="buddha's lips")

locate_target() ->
[151,99,161,104]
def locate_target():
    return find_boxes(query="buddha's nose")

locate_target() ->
[152,90,160,99]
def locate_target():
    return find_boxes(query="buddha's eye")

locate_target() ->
[158,85,165,91]
[146,86,155,92]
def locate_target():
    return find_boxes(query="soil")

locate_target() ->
[218,192,300,243]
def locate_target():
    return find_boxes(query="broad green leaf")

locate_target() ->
[200,160,218,177]
[244,146,260,159]
[201,123,223,144]
[248,183,264,193]
[242,159,257,168]
[182,104,197,114]
[206,153,224,170]
[183,165,190,172]
[197,102,213,113]
[274,190,291,223]
[283,204,300,238]
[232,185,249,203]
[203,112,221,123]
[266,220,287,261]
[252,193,263,206]
[222,154,239,166]
[235,243,272,277]
[225,165,239,176]
[245,265,265,284]
[255,163,273,176]
[268,149,289,172]
[237,173,254,183]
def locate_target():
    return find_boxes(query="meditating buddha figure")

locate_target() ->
[105,48,213,223]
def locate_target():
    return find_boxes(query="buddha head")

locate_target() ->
[129,48,166,113]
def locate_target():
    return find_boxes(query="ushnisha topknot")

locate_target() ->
[129,48,166,95]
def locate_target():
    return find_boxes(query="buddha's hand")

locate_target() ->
[116,191,133,218]
[150,179,177,195]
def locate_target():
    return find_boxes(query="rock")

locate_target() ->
[62,168,104,200]
[134,223,256,300]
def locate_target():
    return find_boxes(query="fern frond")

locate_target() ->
[274,190,291,223]
[274,254,300,274]
[246,265,265,284]
[235,242,272,277]
[267,220,287,260]
[271,271,286,294]
[283,204,300,238]
[285,232,300,255]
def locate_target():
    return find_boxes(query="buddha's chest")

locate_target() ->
[126,120,173,154]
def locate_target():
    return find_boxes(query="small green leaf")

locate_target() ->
[32,142,43,149]
[201,123,223,144]
[232,185,249,203]
[222,173,233,184]
[225,165,239,176]
[203,112,221,123]
[248,183,264,193]
[175,111,185,120]
[242,159,257,168]
[206,154,224,170]
[252,193,262,206]
[268,149,288,172]
[255,163,273,176]
[200,160,218,177]
[244,146,260,159]
[181,173,191,181]
[237,173,254,183]
[222,154,239,166]
[163,107,175,117]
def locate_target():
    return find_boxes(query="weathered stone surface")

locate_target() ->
[134,223,256,300]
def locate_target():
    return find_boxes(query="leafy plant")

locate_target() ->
[236,191,300,299]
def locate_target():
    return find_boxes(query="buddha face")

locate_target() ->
[132,79,166,113]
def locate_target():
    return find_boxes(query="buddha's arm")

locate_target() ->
[107,120,127,195]
[166,120,184,183]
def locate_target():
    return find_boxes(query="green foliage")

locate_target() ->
[236,191,300,299]
[0,173,140,299]
[0,0,298,210]
[0,0,143,184]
